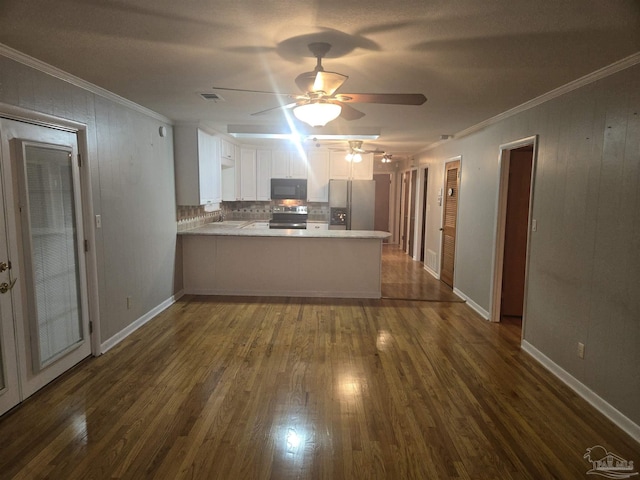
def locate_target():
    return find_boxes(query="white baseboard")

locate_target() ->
[100,290,184,354]
[521,340,640,443]
[184,288,380,299]
[453,288,489,319]
[424,264,439,279]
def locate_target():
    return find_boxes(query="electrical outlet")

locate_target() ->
[577,342,585,359]
[126,296,132,310]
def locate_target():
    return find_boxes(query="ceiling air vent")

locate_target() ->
[200,93,225,102]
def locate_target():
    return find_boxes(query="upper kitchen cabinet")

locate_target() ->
[352,153,374,180]
[271,149,308,179]
[307,149,330,202]
[174,125,221,206]
[256,149,272,201]
[329,151,373,180]
[239,147,257,201]
[220,138,235,163]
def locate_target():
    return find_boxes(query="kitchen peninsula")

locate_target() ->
[179,222,391,298]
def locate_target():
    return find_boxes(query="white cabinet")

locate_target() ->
[307,149,330,202]
[239,148,257,201]
[352,153,374,180]
[272,149,308,179]
[329,151,373,180]
[329,151,351,179]
[174,125,221,206]
[221,138,234,161]
[256,149,272,201]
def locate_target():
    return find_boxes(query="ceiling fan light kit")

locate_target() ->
[345,152,363,163]
[212,42,426,130]
[293,101,342,127]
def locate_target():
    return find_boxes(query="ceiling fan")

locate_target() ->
[211,42,427,127]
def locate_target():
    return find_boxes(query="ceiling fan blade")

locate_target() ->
[313,71,348,95]
[250,102,297,116]
[336,93,427,105]
[212,86,293,96]
[335,102,365,121]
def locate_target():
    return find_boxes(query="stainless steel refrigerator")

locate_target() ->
[329,179,376,230]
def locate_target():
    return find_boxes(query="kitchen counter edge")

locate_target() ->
[179,224,391,240]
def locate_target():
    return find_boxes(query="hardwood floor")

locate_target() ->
[1,252,638,479]
[381,245,463,302]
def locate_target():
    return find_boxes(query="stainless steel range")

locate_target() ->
[269,204,308,229]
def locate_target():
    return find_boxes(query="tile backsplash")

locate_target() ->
[177,201,331,231]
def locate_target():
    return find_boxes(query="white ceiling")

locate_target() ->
[1,0,639,157]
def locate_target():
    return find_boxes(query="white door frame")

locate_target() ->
[0,102,101,355]
[490,135,538,325]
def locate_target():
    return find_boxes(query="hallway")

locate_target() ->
[381,245,463,302]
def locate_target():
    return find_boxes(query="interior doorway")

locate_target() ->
[491,137,536,327]
[400,172,409,251]
[419,167,428,263]
[440,159,460,288]
[0,117,92,416]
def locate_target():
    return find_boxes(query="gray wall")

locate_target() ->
[0,55,178,343]
[412,63,640,426]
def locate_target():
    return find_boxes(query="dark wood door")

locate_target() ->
[440,160,460,288]
[501,148,533,317]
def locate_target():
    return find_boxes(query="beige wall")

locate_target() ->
[409,63,640,428]
[0,54,178,344]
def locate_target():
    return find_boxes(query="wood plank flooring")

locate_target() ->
[381,245,464,302]
[0,251,638,479]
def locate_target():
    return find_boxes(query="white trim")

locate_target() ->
[421,52,640,153]
[490,136,537,324]
[423,264,439,279]
[184,288,381,299]
[100,291,184,354]
[0,103,102,358]
[522,340,640,443]
[0,43,172,125]
[453,288,489,320]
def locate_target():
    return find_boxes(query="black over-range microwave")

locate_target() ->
[271,178,307,200]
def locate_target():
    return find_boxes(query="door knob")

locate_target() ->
[0,261,11,272]
[0,278,17,294]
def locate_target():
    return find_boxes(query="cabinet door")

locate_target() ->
[256,149,272,200]
[240,148,257,201]
[329,151,351,179]
[307,150,330,202]
[271,149,290,178]
[221,163,236,201]
[290,150,308,178]
[197,129,216,203]
[352,153,373,180]
[210,135,222,203]
[221,138,234,160]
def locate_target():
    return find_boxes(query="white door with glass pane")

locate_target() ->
[0,118,91,415]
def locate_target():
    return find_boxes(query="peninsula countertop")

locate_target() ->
[178,221,391,240]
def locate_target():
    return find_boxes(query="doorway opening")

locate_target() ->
[491,137,536,331]
[419,167,428,264]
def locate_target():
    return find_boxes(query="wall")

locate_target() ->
[0,53,178,346]
[410,62,640,430]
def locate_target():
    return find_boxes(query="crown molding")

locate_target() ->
[422,51,640,153]
[0,43,173,124]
